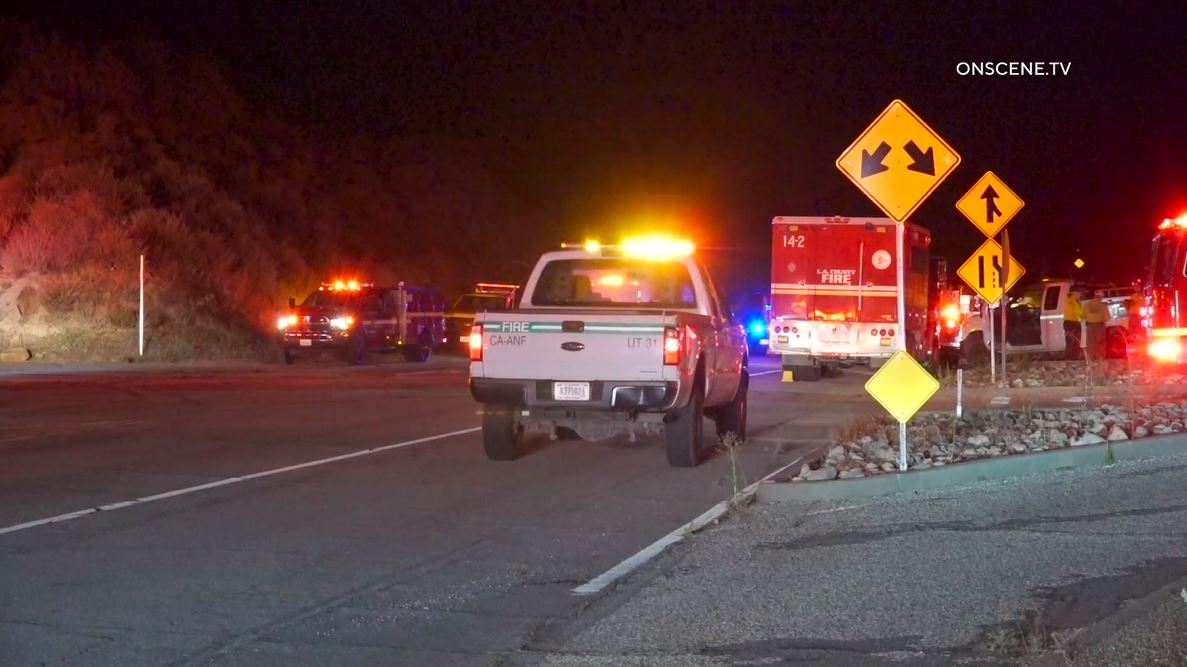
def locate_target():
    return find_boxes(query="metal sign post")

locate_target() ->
[1000,230,1011,388]
[897,224,908,471]
[956,368,964,418]
[138,254,145,357]
[989,303,996,385]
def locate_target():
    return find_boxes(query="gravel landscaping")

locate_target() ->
[792,400,1187,481]
[940,357,1187,388]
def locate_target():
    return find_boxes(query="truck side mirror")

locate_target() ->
[288,297,296,308]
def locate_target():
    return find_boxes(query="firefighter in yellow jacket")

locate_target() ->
[1082,290,1112,360]
[1064,289,1083,359]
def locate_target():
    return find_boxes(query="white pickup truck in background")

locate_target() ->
[467,237,749,467]
[959,279,1136,360]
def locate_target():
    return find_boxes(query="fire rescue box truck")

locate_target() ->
[1144,214,1187,363]
[768,216,935,380]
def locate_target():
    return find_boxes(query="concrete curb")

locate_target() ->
[756,433,1187,503]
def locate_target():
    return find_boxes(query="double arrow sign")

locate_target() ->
[836,100,960,222]
[860,141,937,178]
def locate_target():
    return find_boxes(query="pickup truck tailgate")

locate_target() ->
[475,312,673,382]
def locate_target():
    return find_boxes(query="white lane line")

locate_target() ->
[573,453,807,596]
[0,426,480,537]
[750,369,782,377]
[804,502,874,516]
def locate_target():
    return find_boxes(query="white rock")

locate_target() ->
[1088,423,1107,435]
[1135,426,1149,438]
[1107,426,1129,441]
[1072,433,1106,446]
[839,469,865,480]
[872,446,896,462]
[826,445,847,462]
[805,465,838,481]
[1010,443,1028,454]
[1153,424,1174,435]
[880,462,897,472]
[967,435,991,447]
[1047,430,1070,446]
[1011,378,1024,388]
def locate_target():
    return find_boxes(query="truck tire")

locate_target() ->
[1106,327,1128,359]
[785,365,820,381]
[482,407,523,461]
[348,330,368,366]
[665,379,705,468]
[402,332,433,362]
[960,331,987,364]
[715,371,748,441]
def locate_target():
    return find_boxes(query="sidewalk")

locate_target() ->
[524,382,1187,659]
[525,444,1187,666]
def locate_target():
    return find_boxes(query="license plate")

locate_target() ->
[880,338,892,346]
[299,339,312,347]
[554,382,590,401]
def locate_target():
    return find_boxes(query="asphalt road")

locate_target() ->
[0,352,885,666]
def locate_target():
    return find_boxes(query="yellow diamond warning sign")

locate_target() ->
[956,237,1026,306]
[836,99,961,222]
[956,171,1024,238]
[864,351,940,423]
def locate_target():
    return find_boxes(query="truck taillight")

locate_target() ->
[663,326,682,365]
[1149,338,1180,363]
[469,324,483,361]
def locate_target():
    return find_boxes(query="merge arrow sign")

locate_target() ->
[956,171,1024,238]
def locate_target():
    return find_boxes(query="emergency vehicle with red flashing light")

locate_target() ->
[278,279,447,365]
[467,236,749,468]
[957,279,1134,361]
[767,216,936,380]
[1142,214,1187,363]
[444,282,520,352]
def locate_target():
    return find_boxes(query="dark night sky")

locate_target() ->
[7,1,1187,292]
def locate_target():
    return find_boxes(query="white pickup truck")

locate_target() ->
[468,238,749,467]
[959,279,1136,360]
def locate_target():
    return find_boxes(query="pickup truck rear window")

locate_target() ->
[530,258,697,308]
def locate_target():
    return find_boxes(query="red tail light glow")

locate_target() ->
[663,326,682,365]
[469,324,483,361]
[1148,338,1179,363]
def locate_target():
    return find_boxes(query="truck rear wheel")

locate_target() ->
[482,407,523,461]
[960,331,987,364]
[665,380,705,467]
[715,371,748,441]
[403,332,433,362]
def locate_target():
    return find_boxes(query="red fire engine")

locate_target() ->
[278,279,447,365]
[768,215,935,380]
[1143,214,1187,362]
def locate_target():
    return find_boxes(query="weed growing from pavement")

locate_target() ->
[982,609,1056,657]
[716,432,747,509]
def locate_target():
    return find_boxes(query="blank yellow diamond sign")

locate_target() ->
[837,99,961,222]
[865,351,940,423]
